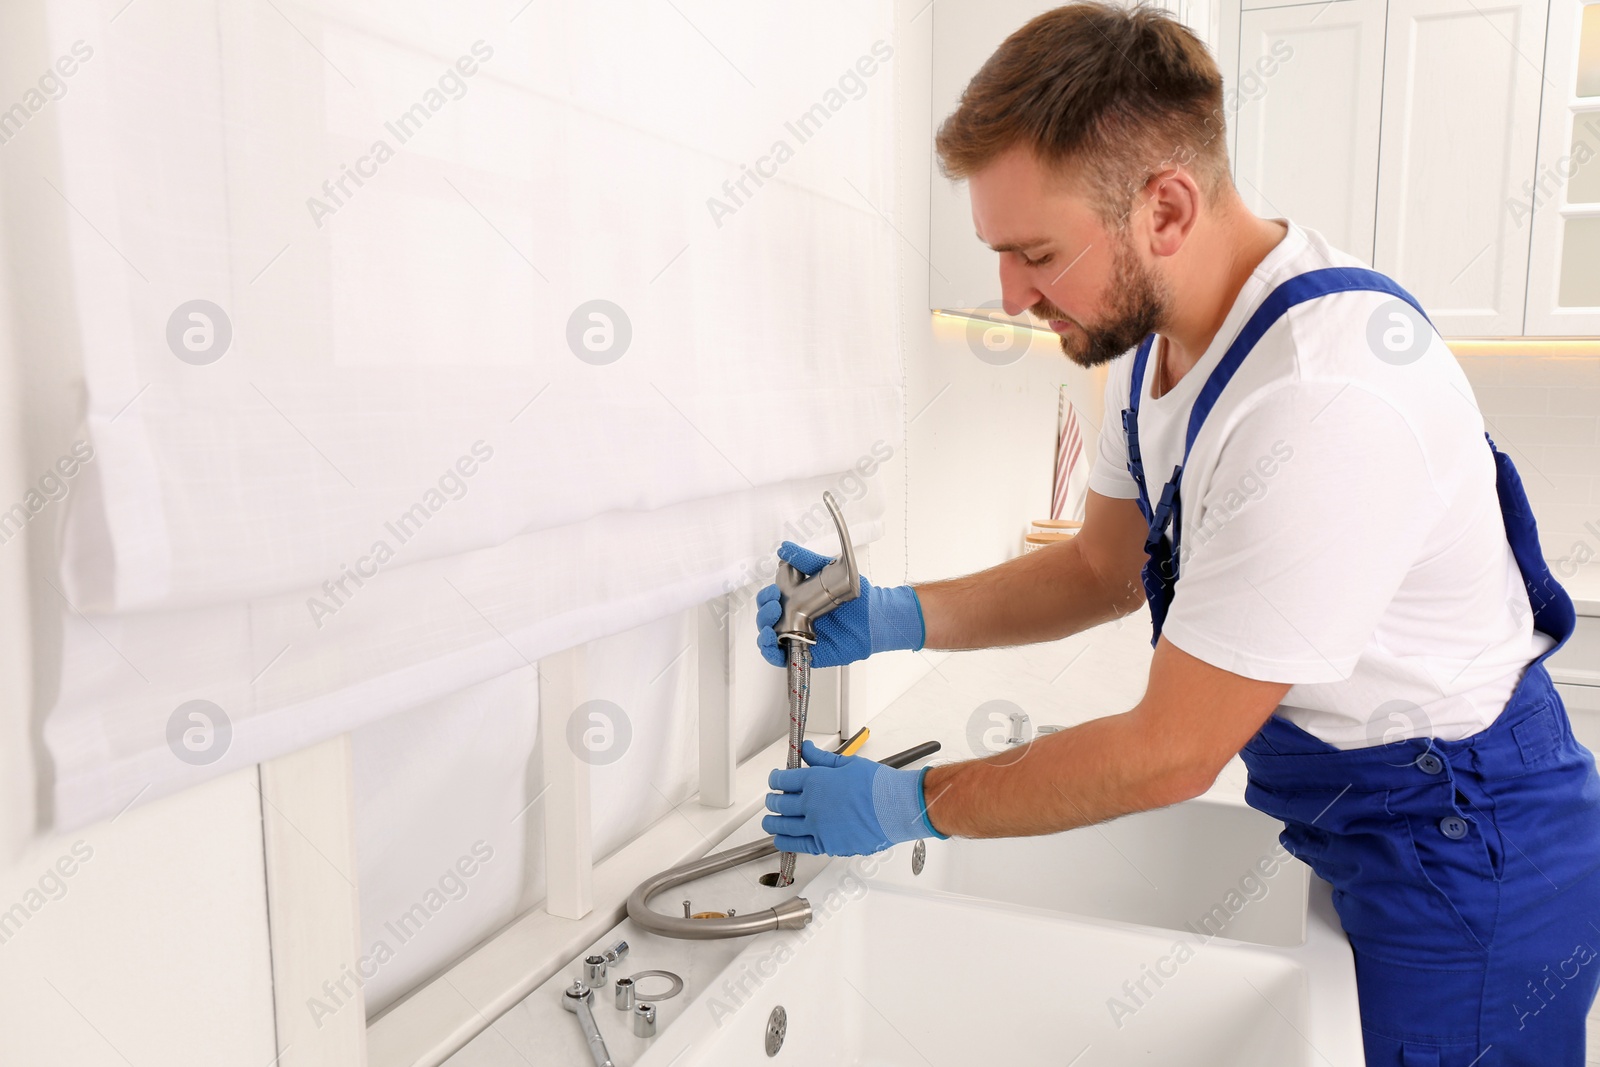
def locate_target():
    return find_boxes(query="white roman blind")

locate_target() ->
[26,0,902,831]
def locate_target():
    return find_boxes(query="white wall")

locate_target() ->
[1458,350,1600,570]
[0,770,277,1065]
[0,2,280,1058]
[350,5,1114,1042]
[0,6,1113,1062]
[850,1,1112,726]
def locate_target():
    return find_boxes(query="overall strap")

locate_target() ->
[1121,334,1159,522]
[1122,265,1433,648]
[1128,333,1156,417]
[1180,267,1433,461]
[1484,430,1577,647]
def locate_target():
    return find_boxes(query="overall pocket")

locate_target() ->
[1404,795,1502,950]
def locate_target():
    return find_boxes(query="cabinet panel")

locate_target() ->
[1526,0,1600,336]
[1235,0,1385,263]
[1552,615,1600,756]
[1556,683,1600,757]
[1548,611,1600,687]
[1373,0,1548,335]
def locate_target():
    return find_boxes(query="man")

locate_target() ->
[755,4,1600,1064]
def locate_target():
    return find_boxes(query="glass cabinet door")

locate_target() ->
[1527,0,1600,335]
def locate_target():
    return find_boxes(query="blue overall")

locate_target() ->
[1123,267,1600,1065]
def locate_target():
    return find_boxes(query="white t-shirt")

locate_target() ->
[1089,220,1553,749]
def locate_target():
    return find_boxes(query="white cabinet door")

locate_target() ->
[1234,0,1387,265]
[1372,0,1549,335]
[1525,0,1600,336]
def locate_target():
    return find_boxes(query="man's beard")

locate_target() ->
[1033,236,1169,368]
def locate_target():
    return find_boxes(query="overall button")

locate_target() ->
[1416,752,1444,775]
[1439,815,1469,840]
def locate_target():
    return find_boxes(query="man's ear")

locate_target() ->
[1140,169,1201,258]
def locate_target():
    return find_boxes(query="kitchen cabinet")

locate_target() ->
[1372,0,1548,336]
[1233,0,1386,264]
[1559,683,1600,754]
[1552,611,1600,753]
[1228,0,1548,334]
[929,0,1582,338]
[1526,0,1600,335]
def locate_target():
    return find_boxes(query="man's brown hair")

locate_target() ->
[935,2,1230,226]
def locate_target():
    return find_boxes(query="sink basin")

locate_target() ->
[867,799,1309,947]
[636,862,1359,1065]
[636,799,1362,1066]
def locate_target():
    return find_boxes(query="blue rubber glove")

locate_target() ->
[763,740,948,856]
[754,541,925,668]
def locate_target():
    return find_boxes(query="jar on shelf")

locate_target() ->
[1030,519,1082,537]
[1023,531,1076,553]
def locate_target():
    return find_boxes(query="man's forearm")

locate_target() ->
[919,711,1206,838]
[915,638,1293,840]
[913,537,1140,651]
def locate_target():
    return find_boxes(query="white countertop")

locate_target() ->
[441,820,837,1066]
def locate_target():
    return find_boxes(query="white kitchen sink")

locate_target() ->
[636,799,1361,1066]
[867,800,1309,948]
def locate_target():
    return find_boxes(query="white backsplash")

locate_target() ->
[1457,352,1600,568]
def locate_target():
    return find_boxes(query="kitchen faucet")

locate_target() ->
[623,492,939,939]
[770,490,860,887]
[624,740,940,940]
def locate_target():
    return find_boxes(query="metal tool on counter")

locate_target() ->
[582,939,629,989]
[583,954,608,989]
[561,981,615,1067]
[837,725,869,756]
[1005,709,1032,746]
[622,968,684,1002]
[771,490,862,887]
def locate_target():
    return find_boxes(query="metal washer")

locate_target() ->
[621,969,684,1002]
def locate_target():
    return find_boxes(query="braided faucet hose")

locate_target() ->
[774,639,812,888]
